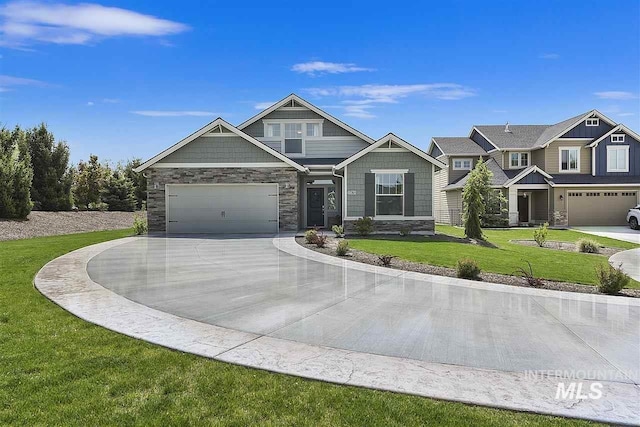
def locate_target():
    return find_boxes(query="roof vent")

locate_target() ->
[504,122,511,133]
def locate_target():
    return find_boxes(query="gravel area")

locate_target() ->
[0,211,144,241]
[510,239,623,257]
[295,236,640,298]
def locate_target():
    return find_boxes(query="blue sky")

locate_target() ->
[1,0,639,164]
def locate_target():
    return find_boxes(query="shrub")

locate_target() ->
[577,238,600,254]
[331,224,344,237]
[336,240,350,256]
[0,126,33,219]
[456,258,481,280]
[514,260,544,287]
[533,222,548,247]
[132,214,147,235]
[101,169,136,211]
[354,217,374,236]
[595,263,630,295]
[315,232,327,248]
[399,225,412,236]
[378,254,395,267]
[304,229,318,244]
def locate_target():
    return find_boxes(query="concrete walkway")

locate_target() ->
[35,235,640,425]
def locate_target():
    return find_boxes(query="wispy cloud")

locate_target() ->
[131,110,216,117]
[618,112,635,117]
[0,1,190,48]
[492,109,508,113]
[254,101,275,110]
[0,74,47,91]
[594,91,637,100]
[102,98,120,103]
[291,61,375,76]
[87,101,94,106]
[539,53,560,59]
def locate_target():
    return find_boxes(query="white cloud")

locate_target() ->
[0,1,189,48]
[492,109,508,113]
[0,74,47,91]
[254,101,275,110]
[87,101,94,106]
[539,53,560,59]
[618,112,635,117]
[102,98,120,103]
[291,61,375,76]
[131,110,216,117]
[594,91,637,100]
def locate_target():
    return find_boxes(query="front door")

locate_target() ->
[307,188,325,227]
[518,195,529,223]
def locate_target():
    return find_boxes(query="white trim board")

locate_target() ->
[503,165,553,187]
[151,163,290,168]
[539,110,617,148]
[468,127,501,151]
[588,124,640,147]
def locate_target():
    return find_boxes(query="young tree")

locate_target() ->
[462,159,493,239]
[0,127,33,219]
[73,155,107,210]
[123,158,147,209]
[26,123,73,211]
[101,167,136,211]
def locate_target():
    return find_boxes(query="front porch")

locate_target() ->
[298,173,342,230]
[508,186,551,226]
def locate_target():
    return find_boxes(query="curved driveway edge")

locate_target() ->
[610,248,640,282]
[35,237,640,426]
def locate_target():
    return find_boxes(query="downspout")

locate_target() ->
[332,166,345,226]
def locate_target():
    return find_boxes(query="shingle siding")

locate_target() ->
[595,132,640,176]
[158,136,280,163]
[242,108,354,138]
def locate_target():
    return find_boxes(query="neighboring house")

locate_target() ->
[135,94,445,234]
[429,110,640,227]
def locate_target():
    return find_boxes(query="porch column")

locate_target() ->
[508,186,518,226]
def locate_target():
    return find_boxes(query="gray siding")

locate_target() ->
[158,136,280,163]
[242,108,354,138]
[531,190,549,222]
[448,157,479,184]
[345,151,433,217]
[470,129,495,152]
[305,139,369,158]
[531,149,545,168]
[595,132,640,176]
[561,120,613,139]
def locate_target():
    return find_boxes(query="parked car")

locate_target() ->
[628,205,640,230]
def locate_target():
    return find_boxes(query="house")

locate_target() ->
[135,94,445,234]
[429,110,640,227]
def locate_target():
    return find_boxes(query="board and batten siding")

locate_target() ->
[157,135,281,164]
[345,151,433,218]
[561,120,612,139]
[595,132,640,176]
[544,140,591,174]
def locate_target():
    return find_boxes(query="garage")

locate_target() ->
[166,184,278,234]
[567,190,638,226]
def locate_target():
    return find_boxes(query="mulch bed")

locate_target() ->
[510,239,623,257]
[295,235,640,298]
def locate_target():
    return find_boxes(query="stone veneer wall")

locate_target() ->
[343,219,435,235]
[146,168,299,232]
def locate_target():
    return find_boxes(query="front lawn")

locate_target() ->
[0,230,598,425]
[349,225,640,288]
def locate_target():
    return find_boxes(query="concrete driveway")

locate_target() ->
[575,227,640,281]
[574,226,640,244]
[86,235,639,384]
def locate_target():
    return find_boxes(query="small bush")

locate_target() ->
[533,222,548,247]
[378,254,395,267]
[87,201,108,211]
[304,229,318,244]
[132,214,147,235]
[595,263,630,295]
[331,225,344,237]
[315,232,327,248]
[399,225,412,237]
[336,240,350,256]
[456,258,481,280]
[577,238,600,254]
[354,217,374,236]
[514,260,544,287]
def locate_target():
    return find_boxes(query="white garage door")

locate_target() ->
[166,184,278,234]
[568,190,638,226]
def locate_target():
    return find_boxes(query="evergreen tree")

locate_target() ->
[73,155,107,210]
[123,158,147,209]
[0,127,33,219]
[101,168,136,211]
[462,159,490,239]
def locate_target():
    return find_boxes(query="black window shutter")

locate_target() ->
[364,173,375,217]
[404,173,415,216]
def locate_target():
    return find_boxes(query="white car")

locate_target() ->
[628,205,640,230]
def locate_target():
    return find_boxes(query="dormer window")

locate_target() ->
[510,152,529,168]
[611,134,625,143]
[585,118,599,127]
[453,158,472,170]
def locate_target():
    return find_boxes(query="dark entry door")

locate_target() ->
[307,188,324,227]
[518,196,529,223]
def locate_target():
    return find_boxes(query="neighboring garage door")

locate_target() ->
[567,190,638,226]
[166,184,278,234]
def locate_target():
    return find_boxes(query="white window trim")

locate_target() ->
[606,145,630,173]
[262,119,324,157]
[452,158,473,170]
[509,152,529,169]
[374,172,405,217]
[611,134,625,143]
[558,147,581,173]
[585,118,600,127]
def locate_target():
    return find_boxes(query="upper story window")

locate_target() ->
[510,152,529,168]
[266,123,281,137]
[607,146,629,172]
[263,119,323,157]
[559,147,580,172]
[284,123,303,155]
[452,158,472,170]
[585,118,599,127]
[306,123,320,137]
[611,134,625,143]
[375,172,404,216]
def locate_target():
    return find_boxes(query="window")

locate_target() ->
[263,120,323,156]
[585,118,599,127]
[560,147,580,172]
[611,134,625,143]
[306,123,320,137]
[375,173,404,216]
[510,152,529,168]
[452,158,472,170]
[607,145,629,172]
[284,123,303,154]
[265,123,280,137]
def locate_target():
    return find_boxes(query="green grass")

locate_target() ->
[349,225,640,288]
[0,230,599,425]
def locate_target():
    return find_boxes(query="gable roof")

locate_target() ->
[133,118,307,172]
[334,133,446,170]
[502,165,553,187]
[431,137,487,156]
[587,124,640,147]
[237,93,376,144]
[442,158,509,191]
